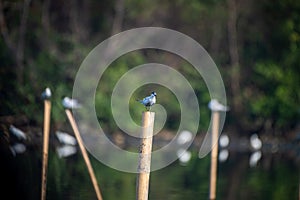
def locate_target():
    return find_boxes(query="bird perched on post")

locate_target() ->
[137,91,157,111]
[41,87,51,100]
[62,97,82,109]
[208,99,229,112]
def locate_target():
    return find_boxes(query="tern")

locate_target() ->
[208,99,229,112]
[250,133,262,150]
[56,145,77,158]
[62,97,82,109]
[41,87,51,99]
[249,151,262,167]
[9,125,27,140]
[177,130,193,145]
[219,149,229,162]
[219,134,230,148]
[55,131,77,146]
[137,91,157,111]
[176,148,192,166]
[9,143,26,157]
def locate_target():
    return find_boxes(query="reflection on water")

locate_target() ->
[0,139,299,200]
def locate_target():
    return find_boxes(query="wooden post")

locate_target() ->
[65,109,103,200]
[298,176,300,200]
[41,100,51,200]
[209,111,220,200]
[136,111,155,200]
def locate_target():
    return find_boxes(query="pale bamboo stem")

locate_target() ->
[65,109,103,200]
[136,111,155,200]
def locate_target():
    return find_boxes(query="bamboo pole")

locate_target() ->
[298,176,300,200]
[136,111,155,200]
[65,109,103,200]
[209,111,220,200]
[41,100,51,200]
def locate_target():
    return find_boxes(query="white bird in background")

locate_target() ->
[41,87,51,99]
[219,134,230,162]
[250,133,262,150]
[219,134,230,148]
[137,91,157,111]
[9,143,26,157]
[249,151,262,167]
[177,130,193,145]
[56,145,77,158]
[62,97,82,109]
[176,148,192,166]
[9,125,27,140]
[219,149,229,162]
[208,99,229,112]
[55,131,77,146]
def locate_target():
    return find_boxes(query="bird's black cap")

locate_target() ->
[151,91,157,96]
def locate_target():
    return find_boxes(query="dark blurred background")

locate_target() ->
[0,0,299,200]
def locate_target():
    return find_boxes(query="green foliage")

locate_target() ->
[246,0,300,131]
[0,0,299,135]
[252,61,299,129]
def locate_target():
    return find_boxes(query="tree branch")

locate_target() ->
[227,0,242,115]
[16,0,31,83]
[111,0,125,35]
[17,0,31,64]
[69,0,89,42]
[0,0,17,55]
[0,0,31,83]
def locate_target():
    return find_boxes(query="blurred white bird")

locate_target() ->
[177,130,193,145]
[176,148,192,165]
[9,125,27,140]
[137,92,156,111]
[219,149,229,162]
[62,97,81,109]
[41,87,51,99]
[249,151,262,167]
[250,134,262,150]
[55,131,77,146]
[9,143,26,157]
[56,145,77,158]
[208,99,229,112]
[219,134,230,148]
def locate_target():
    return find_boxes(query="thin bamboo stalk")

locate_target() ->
[298,176,300,200]
[65,109,103,200]
[41,100,51,200]
[136,111,155,200]
[209,111,220,200]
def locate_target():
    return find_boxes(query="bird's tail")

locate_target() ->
[136,99,143,104]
